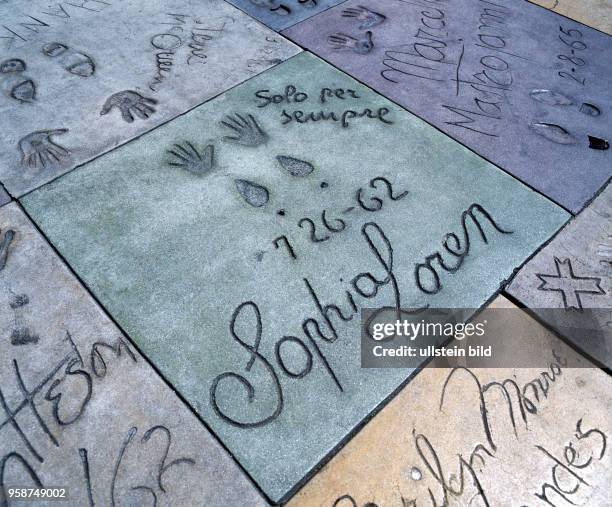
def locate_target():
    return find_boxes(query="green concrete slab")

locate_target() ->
[21,53,570,503]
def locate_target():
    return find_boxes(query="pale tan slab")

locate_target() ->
[530,0,612,35]
[288,296,612,507]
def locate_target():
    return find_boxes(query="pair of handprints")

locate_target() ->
[327,6,386,56]
[165,113,316,209]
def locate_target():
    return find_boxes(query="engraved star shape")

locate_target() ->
[536,257,606,310]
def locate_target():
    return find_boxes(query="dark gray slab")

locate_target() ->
[0,185,9,207]
[225,0,346,31]
[21,53,569,502]
[0,202,268,506]
[283,0,612,213]
[507,182,612,368]
[0,0,299,197]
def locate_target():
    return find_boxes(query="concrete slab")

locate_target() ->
[283,0,612,213]
[288,296,612,507]
[0,202,268,506]
[507,182,612,369]
[0,0,299,197]
[21,53,569,503]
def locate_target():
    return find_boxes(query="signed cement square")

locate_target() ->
[225,0,346,31]
[288,296,612,507]
[21,53,569,502]
[507,182,612,369]
[0,0,299,197]
[283,0,612,213]
[0,203,268,506]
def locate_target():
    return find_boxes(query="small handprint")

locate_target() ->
[18,129,69,169]
[221,113,269,147]
[328,31,374,54]
[341,6,386,29]
[100,90,158,123]
[0,227,15,272]
[166,142,215,175]
[42,42,95,77]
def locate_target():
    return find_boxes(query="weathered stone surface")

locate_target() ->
[529,0,612,35]
[0,202,268,506]
[287,296,612,507]
[0,186,9,207]
[507,182,612,369]
[0,0,299,197]
[283,0,612,214]
[225,0,346,31]
[21,53,569,502]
